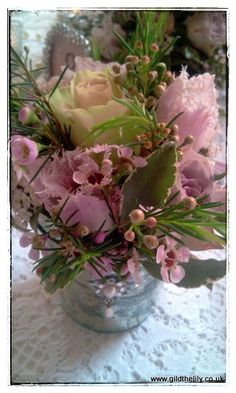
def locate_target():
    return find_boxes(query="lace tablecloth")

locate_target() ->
[12,230,226,384]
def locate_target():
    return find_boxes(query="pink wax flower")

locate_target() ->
[19,232,47,261]
[156,70,219,152]
[11,135,38,166]
[94,231,106,244]
[118,146,147,168]
[156,237,190,284]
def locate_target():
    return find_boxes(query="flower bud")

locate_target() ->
[126,55,139,64]
[145,95,156,109]
[148,71,158,82]
[171,135,180,144]
[183,135,194,145]
[145,216,157,228]
[129,209,145,224]
[154,84,166,97]
[143,141,153,150]
[164,70,174,84]
[127,86,137,96]
[75,224,90,237]
[124,230,135,242]
[159,122,167,131]
[113,74,122,84]
[112,64,121,74]
[156,62,167,74]
[18,106,40,125]
[136,92,145,102]
[150,43,159,52]
[177,150,184,161]
[126,62,134,71]
[94,231,106,244]
[143,235,159,249]
[183,196,197,210]
[141,55,150,65]
[135,40,143,49]
[163,127,171,137]
[171,124,179,134]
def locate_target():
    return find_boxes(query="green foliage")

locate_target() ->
[120,142,177,220]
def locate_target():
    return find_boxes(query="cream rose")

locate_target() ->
[50,69,135,147]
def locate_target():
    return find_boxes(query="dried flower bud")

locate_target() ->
[127,86,137,96]
[126,62,134,71]
[183,135,194,145]
[136,92,145,102]
[148,71,158,82]
[150,43,159,52]
[135,40,143,49]
[143,235,159,249]
[129,209,145,224]
[141,55,150,65]
[124,230,135,242]
[154,84,166,97]
[75,224,90,237]
[145,95,156,109]
[112,64,121,74]
[113,74,122,84]
[126,55,139,64]
[183,196,197,210]
[145,217,157,228]
[143,140,153,150]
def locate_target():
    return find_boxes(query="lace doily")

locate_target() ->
[12,230,226,383]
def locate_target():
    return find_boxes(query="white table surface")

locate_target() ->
[12,230,226,383]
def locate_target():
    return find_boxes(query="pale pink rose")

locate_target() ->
[156,70,219,151]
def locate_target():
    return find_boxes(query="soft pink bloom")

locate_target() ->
[11,135,38,166]
[156,237,190,284]
[19,232,46,261]
[156,70,219,151]
[60,194,115,233]
[178,148,214,199]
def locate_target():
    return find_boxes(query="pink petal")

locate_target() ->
[94,231,106,244]
[127,258,136,274]
[28,248,40,261]
[156,245,165,264]
[160,266,170,283]
[120,263,129,276]
[118,147,132,158]
[165,237,176,249]
[169,265,185,283]
[177,247,190,263]
[72,171,87,184]
[132,156,147,168]
[19,233,33,248]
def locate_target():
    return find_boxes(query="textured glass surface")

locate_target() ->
[61,266,158,333]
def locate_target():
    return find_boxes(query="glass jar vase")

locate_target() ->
[61,265,158,333]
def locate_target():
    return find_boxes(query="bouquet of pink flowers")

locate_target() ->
[11,12,226,294]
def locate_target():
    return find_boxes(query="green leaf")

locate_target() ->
[49,65,69,99]
[120,142,177,220]
[141,256,226,288]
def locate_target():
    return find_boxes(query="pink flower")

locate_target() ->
[118,147,147,168]
[178,148,214,199]
[19,232,47,261]
[156,237,190,284]
[156,70,219,151]
[94,231,106,244]
[11,135,38,166]
[60,194,115,233]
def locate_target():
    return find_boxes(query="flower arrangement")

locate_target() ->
[11,11,226,295]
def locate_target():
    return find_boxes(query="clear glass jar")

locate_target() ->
[61,265,158,333]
